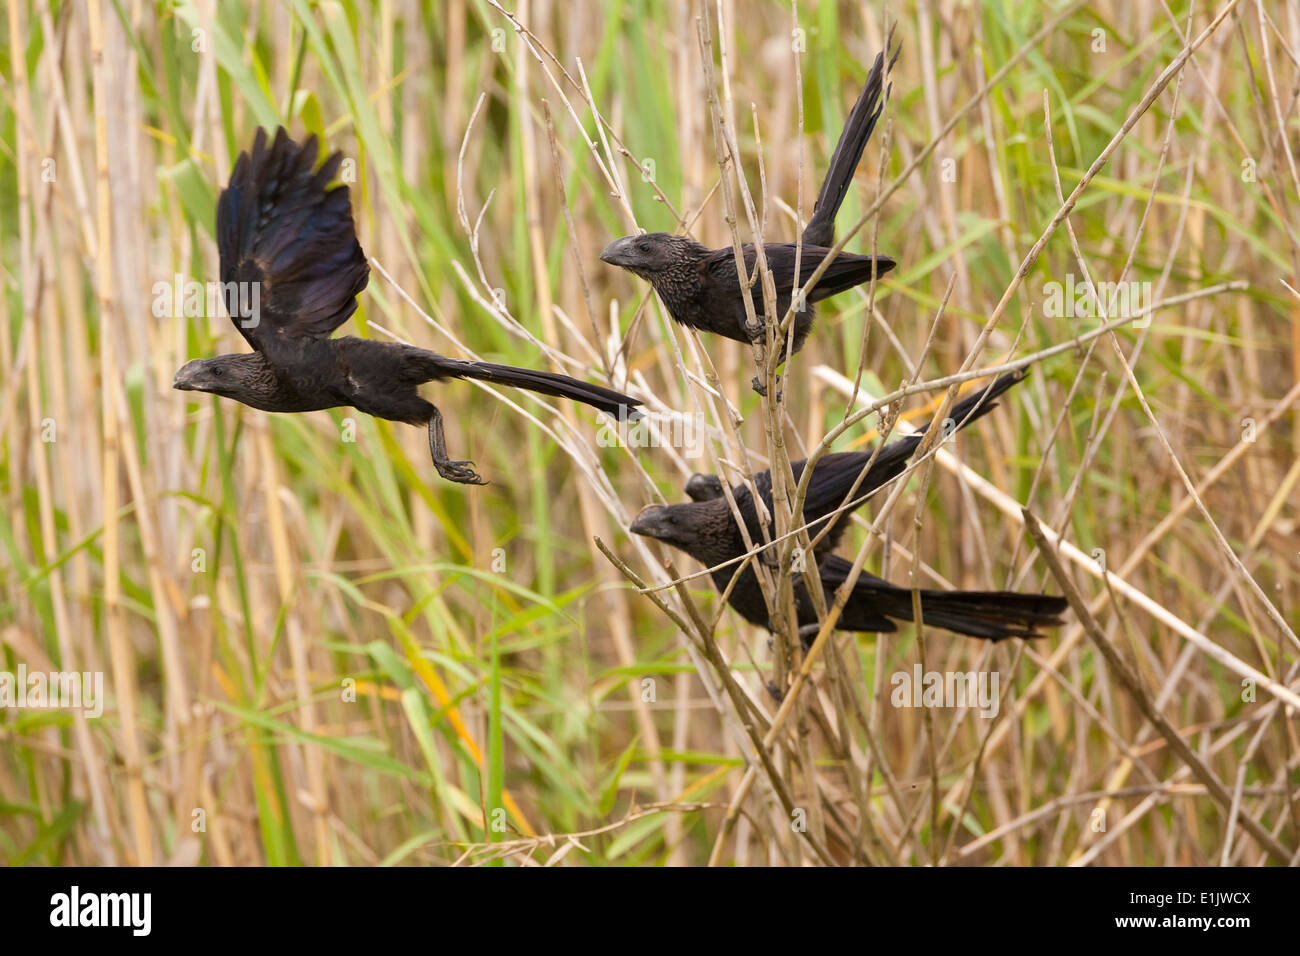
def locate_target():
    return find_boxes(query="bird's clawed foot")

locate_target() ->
[427,407,488,486]
[750,374,782,399]
[434,457,487,485]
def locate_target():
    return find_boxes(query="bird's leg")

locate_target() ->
[751,337,793,395]
[797,623,821,647]
[426,405,487,485]
[748,361,785,400]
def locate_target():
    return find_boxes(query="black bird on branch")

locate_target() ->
[630,371,1068,643]
[173,127,641,485]
[600,36,899,367]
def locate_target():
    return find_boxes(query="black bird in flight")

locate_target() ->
[174,127,641,485]
[630,371,1068,642]
[600,37,899,362]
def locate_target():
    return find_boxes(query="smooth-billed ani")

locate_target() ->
[173,127,641,485]
[631,371,1068,642]
[600,37,900,360]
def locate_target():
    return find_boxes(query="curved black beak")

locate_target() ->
[599,237,636,267]
[172,360,202,391]
[629,505,669,539]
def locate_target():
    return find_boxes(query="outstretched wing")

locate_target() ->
[755,244,895,304]
[715,244,894,317]
[216,127,369,358]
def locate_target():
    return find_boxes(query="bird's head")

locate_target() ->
[599,233,698,278]
[629,503,694,549]
[684,473,725,502]
[173,354,269,402]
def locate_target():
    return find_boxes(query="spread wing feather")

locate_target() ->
[216,127,369,357]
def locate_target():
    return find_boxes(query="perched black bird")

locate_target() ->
[174,127,641,485]
[600,38,899,361]
[631,371,1069,642]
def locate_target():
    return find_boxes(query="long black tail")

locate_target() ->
[822,556,1068,641]
[433,357,641,420]
[919,367,1025,437]
[796,369,1026,541]
[802,32,900,247]
[862,367,1028,487]
[682,370,1026,554]
[866,583,1068,641]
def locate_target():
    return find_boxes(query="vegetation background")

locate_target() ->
[2,0,1297,866]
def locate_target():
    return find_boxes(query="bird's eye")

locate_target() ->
[212,367,224,377]
[637,240,651,253]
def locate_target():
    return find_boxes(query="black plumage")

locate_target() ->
[600,37,899,358]
[630,371,1069,642]
[173,127,642,485]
